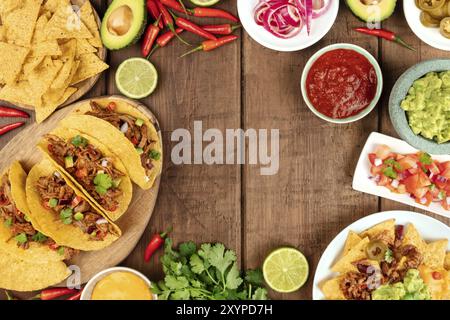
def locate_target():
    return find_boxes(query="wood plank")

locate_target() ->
[380,2,450,226]
[242,8,380,300]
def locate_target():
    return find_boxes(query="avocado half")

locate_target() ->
[101,0,147,50]
[346,0,397,22]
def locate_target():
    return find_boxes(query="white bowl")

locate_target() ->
[312,210,450,300]
[300,43,383,124]
[237,0,339,52]
[80,267,158,300]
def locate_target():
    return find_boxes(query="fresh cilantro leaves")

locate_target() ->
[94,173,113,195]
[153,238,268,300]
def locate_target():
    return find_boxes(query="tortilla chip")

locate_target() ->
[20,56,45,80]
[0,81,41,107]
[0,26,5,42]
[423,240,448,269]
[321,276,346,300]
[0,0,24,22]
[445,252,450,270]
[45,4,93,40]
[402,223,427,255]
[50,39,77,89]
[27,56,63,100]
[359,219,395,244]
[331,237,369,274]
[32,14,49,44]
[70,52,108,85]
[76,38,96,56]
[343,231,362,255]
[31,40,62,57]
[0,248,70,292]
[37,86,77,123]
[4,0,42,46]
[80,1,102,48]
[419,265,448,300]
[0,42,30,85]
[42,0,70,14]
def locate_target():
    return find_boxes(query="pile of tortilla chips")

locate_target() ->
[321,219,449,300]
[0,0,108,123]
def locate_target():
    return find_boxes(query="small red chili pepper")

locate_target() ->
[202,24,241,35]
[156,0,190,45]
[160,0,188,15]
[141,16,162,58]
[180,35,238,57]
[354,28,416,51]
[191,7,239,23]
[173,15,217,40]
[66,290,83,300]
[0,106,29,118]
[0,122,25,136]
[149,28,184,56]
[144,226,172,262]
[32,288,78,300]
[146,0,164,28]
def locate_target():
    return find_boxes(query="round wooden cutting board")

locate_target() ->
[0,0,107,111]
[0,96,162,284]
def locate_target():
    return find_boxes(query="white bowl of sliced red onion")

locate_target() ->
[237,0,339,52]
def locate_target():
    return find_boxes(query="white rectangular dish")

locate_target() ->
[352,132,450,219]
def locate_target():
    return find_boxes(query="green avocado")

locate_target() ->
[101,0,146,50]
[346,0,397,22]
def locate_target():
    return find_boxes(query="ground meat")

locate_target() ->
[340,272,372,300]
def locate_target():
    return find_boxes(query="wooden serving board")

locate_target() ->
[0,95,162,285]
[0,0,107,111]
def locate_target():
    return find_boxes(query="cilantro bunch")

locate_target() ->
[151,238,268,300]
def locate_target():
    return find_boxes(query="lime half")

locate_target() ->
[189,0,220,7]
[262,247,309,293]
[115,58,158,99]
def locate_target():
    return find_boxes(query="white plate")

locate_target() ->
[404,0,450,51]
[353,132,450,219]
[237,0,339,52]
[312,210,450,300]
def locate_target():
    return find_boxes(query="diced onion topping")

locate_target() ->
[374,158,383,167]
[120,122,129,133]
[446,197,450,205]
[420,197,427,205]
[101,159,108,167]
[391,179,399,188]
[96,218,108,225]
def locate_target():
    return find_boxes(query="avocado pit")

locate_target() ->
[107,5,134,36]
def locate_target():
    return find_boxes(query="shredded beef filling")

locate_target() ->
[45,134,124,211]
[86,101,158,171]
[36,174,114,241]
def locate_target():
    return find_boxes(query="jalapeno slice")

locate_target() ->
[420,11,441,27]
[418,0,446,11]
[440,17,450,38]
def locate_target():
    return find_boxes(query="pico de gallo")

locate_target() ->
[368,145,450,210]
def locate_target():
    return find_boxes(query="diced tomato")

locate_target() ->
[417,170,432,187]
[370,165,384,176]
[429,186,440,198]
[397,184,407,194]
[374,145,391,160]
[432,271,443,280]
[440,161,450,171]
[378,175,391,187]
[403,174,428,198]
[425,162,440,175]
[441,168,450,179]
[106,102,116,111]
[71,196,82,208]
[395,154,405,161]
[415,192,432,206]
[75,168,88,179]
[368,153,377,166]
[49,243,59,250]
[398,156,417,171]
[131,137,139,145]
[441,199,449,210]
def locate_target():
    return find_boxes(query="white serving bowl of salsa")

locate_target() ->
[301,43,383,124]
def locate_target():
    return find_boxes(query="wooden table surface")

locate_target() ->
[1,1,449,300]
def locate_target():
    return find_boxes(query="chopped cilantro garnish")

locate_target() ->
[4,218,12,228]
[15,233,27,245]
[384,159,402,171]
[94,173,113,195]
[385,249,394,264]
[429,184,436,191]
[57,247,65,256]
[71,135,88,147]
[149,150,161,160]
[32,232,47,243]
[419,152,432,165]
[60,208,73,225]
[383,167,398,179]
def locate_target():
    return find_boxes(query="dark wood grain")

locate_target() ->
[1,1,449,301]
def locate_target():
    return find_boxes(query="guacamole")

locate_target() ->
[401,71,450,144]
[372,269,431,300]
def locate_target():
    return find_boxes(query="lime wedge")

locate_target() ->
[115,58,158,99]
[189,0,220,7]
[262,247,309,293]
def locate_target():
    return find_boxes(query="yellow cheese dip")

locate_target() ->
[91,271,153,300]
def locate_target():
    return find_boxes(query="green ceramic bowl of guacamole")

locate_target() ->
[389,59,450,155]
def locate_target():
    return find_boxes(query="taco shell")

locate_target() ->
[60,98,162,190]
[37,127,132,221]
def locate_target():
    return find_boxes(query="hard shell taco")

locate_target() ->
[26,159,122,251]
[59,98,162,190]
[37,127,133,221]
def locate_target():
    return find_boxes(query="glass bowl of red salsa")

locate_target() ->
[301,43,383,124]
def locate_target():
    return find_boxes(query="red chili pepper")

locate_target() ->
[144,226,172,262]
[175,16,217,40]
[202,24,241,35]
[32,288,78,300]
[191,7,239,23]
[354,28,416,51]
[146,0,163,28]
[155,0,190,45]
[141,16,162,58]
[0,106,29,118]
[160,0,187,15]
[180,35,238,57]
[149,28,184,57]
[66,290,83,300]
[0,122,25,136]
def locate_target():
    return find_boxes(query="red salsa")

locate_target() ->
[306,49,378,119]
